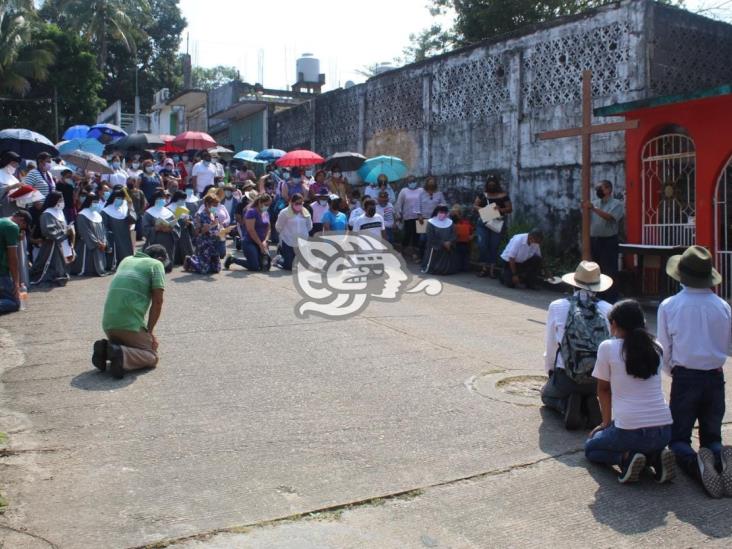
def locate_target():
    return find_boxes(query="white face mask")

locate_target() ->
[56,202,65,210]
[6,164,16,174]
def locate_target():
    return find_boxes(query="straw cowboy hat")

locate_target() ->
[241,179,256,190]
[561,261,613,292]
[666,245,722,288]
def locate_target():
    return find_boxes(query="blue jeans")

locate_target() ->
[279,242,295,270]
[216,239,226,259]
[669,366,726,474]
[585,423,672,466]
[384,227,394,244]
[0,275,20,315]
[232,240,261,271]
[475,224,502,265]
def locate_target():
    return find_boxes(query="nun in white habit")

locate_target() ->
[29,191,72,285]
[71,193,109,277]
[142,189,180,271]
[101,189,137,271]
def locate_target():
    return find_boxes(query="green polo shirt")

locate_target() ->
[102,251,165,332]
[0,217,20,276]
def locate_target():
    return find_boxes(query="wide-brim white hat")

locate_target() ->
[561,261,613,292]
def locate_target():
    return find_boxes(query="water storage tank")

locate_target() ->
[296,53,320,84]
[374,63,395,75]
[344,80,355,89]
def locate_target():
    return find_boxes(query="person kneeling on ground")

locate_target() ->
[585,300,676,484]
[92,244,169,379]
[500,228,543,289]
[541,261,612,430]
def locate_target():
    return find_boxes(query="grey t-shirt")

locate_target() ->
[591,197,624,237]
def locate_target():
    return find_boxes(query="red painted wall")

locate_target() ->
[623,93,732,250]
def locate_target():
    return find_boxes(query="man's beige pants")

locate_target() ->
[105,329,158,371]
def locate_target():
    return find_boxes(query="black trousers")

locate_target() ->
[501,255,542,288]
[591,235,619,301]
[402,219,420,250]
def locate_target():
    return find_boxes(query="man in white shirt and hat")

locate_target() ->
[541,261,613,430]
[658,245,732,498]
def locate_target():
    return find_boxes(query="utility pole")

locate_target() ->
[134,54,140,133]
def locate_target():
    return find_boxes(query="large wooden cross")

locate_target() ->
[537,70,638,260]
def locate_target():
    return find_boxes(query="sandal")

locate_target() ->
[477,267,490,278]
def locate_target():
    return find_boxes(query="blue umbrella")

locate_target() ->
[255,148,286,162]
[57,138,104,156]
[62,125,90,140]
[235,149,267,164]
[0,128,58,158]
[87,123,127,142]
[358,155,408,183]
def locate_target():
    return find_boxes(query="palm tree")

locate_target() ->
[0,0,54,96]
[56,0,150,71]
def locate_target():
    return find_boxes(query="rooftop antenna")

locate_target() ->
[258,49,264,85]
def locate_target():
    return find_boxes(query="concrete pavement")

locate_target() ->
[0,263,730,548]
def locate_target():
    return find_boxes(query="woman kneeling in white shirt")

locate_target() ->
[585,299,675,484]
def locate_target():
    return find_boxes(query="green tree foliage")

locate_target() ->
[412,0,684,52]
[401,24,454,63]
[0,23,104,140]
[191,65,240,91]
[0,0,54,96]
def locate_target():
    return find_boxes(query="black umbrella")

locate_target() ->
[113,133,165,151]
[324,152,367,172]
[0,128,58,158]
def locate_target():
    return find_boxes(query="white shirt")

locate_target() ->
[592,339,673,430]
[364,185,380,199]
[102,169,128,188]
[192,161,217,194]
[214,161,225,178]
[657,287,731,374]
[348,207,364,226]
[500,233,541,263]
[352,213,385,239]
[275,211,313,247]
[544,293,612,373]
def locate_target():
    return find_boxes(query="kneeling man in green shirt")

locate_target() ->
[92,245,169,378]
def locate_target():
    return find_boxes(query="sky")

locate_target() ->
[178,0,731,92]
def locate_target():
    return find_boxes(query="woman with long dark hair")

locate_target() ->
[585,299,675,484]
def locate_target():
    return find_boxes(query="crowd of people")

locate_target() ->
[542,250,731,498]
[1,146,730,500]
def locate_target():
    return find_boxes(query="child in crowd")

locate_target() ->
[376,190,395,243]
[451,204,474,272]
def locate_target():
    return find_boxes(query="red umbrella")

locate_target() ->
[158,134,184,153]
[172,131,216,151]
[275,149,325,167]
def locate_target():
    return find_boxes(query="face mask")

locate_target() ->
[259,206,269,213]
[173,156,180,162]
[437,212,448,221]
[217,181,224,188]
[596,188,605,199]
[112,162,120,169]
[56,202,65,210]
[366,207,376,217]
[185,189,194,197]
[64,178,74,186]
[145,166,154,174]
[132,162,140,170]
[92,202,102,212]
[292,203,303,213]
[155,199,166,209]
[103,191,111,201]
[318,200,327,207]
[209,206,218,215]
[408,182,417,190]
[114,198,124,208]
[182,156,188,162]
[224,191,232,198]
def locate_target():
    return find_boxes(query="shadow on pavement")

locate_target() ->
[170,272,219,283]
[70,368,151,391]
[538,406,732,538]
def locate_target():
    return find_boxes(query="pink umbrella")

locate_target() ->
[275,149,325,167]
[172,131,216,151]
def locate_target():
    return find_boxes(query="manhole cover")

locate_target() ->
[468,370,547,407]
[496,376,546,398]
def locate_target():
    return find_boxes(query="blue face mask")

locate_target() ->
[155,199,166,209]
[408,182,417,190]
[103,191,111,201]
[209,206,218,215]
[185,189,193,197]
[114,198,124,208]
[111,162,121,169]
[92,202,102,212]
